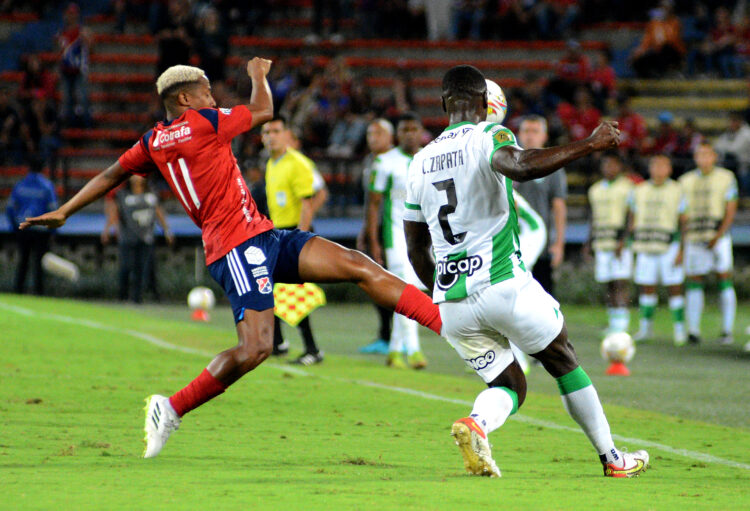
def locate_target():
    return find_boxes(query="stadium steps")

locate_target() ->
[621,79,748,95]
[623,78,748,134]
[631,96,748,116]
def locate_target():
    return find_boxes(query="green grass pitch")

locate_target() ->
[1,293,748,510]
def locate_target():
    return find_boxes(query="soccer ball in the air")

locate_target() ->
[187,286,216,310]
[600,332,635,363]
[485,79,507,124]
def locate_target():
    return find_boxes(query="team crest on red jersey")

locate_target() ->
[256,276,272,294]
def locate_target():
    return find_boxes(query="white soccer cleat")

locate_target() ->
[602,449,649,478]
[143,394,181,458]
[451,417,501,477]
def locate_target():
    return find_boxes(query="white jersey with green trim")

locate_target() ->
[370,146,413,249]
[405,121,526,303]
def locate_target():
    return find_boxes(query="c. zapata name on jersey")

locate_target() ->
[435,255,482,290]
[465,350,496,370]
[422,149,465,174]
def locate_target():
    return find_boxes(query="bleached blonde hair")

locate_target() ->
[156,65,209,96]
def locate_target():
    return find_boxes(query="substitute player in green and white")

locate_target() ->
[680,142,738,345]
[628,154,687,345]
[366,112,428,369]
[404,65,648,478]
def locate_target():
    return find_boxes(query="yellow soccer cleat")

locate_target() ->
[386,351,407,369]
[602,449,650,478]
[451,417,501,477]
[407,351,428,370]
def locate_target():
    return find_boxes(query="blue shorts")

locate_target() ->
[208,229,316,322]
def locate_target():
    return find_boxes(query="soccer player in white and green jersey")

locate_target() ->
[404,65,648,478]
[366,112,428,369]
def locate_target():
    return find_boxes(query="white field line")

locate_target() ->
[2,300,748,470]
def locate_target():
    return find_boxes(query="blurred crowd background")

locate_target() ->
[2,0,750,299]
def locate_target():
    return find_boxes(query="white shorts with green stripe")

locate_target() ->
[439,270,564,383]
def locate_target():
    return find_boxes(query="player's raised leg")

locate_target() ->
[297,236,442,334]
[531,326,649,477]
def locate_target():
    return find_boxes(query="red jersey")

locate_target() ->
[118,106,274,265]
[616,111,647,152]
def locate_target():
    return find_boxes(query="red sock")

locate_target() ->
[169,368,227,417]
[395,284,442,335]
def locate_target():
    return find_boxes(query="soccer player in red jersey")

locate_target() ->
[21,58,442,458]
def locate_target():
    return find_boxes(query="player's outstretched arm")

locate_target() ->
[20,161,131,230]
[246,57,274,129]
[405,220,435,291]
[492,121,621,182]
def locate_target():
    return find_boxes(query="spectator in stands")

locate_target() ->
[630,1,685,78]
[536,0,580,40]
[589,50,616,112]
[452,0,486,40]
[308,0,342,43]
[682,2,711,76]
[57,2,91,127]
[556,86,601,141]
[671,117,703,176]
[102,176,174,303]
[195,7,228,82]
[644,111,680,155]
[19,54,56,104]
[700,6,742,78]
[327,81,371,158]
[513,115,568,295]
[0,86,24,164]
[615,93,647,156]
[268,59,297,111]
[154,0,194,75]
[714,111,750,195]
[409,0,447,41]
[546,39,590,104]
[20,96,61,182]
[6,157,58,295]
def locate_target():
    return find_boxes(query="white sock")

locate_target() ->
[610,307,630,333]
[719,285,736,335]
[470,387,516,436]
[401,317,421,356]
[638,294,657,335]
[389,313,406,354]
[668,295,685,335]
[685,286,704,336]
[557,367,619,463]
